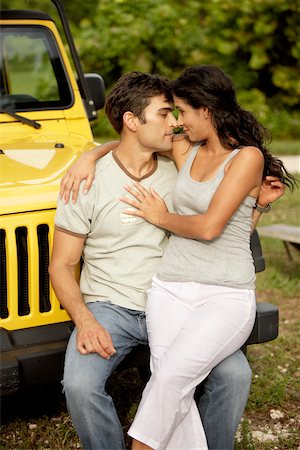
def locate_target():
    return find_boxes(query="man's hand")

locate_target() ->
[76,316,116,359]
[60,152,96,204]
[257,176,285,207]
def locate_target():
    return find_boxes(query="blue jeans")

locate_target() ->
[63,302,251,450]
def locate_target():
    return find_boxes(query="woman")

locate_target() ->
[117,66,296,450]
[60,66,295,449]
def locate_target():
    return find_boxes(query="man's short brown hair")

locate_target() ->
[105,71,173,134]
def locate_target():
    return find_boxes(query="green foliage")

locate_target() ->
[197,0,300,104]
[70,0,300,139]
[92,110,119,141]
[264,110,300,140]
[74,0,203,84]
[2,0,300,139]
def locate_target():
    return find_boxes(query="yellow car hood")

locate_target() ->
[0,139,96,215]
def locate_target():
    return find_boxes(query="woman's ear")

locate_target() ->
[201,108,209,120]
[123,111,139,131]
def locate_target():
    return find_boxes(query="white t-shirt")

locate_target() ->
[55,151,177,311]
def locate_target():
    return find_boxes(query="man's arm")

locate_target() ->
[49,229,116,358]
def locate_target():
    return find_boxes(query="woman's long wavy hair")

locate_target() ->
[172,65,296,190]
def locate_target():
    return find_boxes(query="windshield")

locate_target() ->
[0,25,73,111]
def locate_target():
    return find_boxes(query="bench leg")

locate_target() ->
[283,241,293,261]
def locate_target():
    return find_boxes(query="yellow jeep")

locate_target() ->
[0,0,104,395]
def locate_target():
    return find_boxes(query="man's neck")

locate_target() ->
[114,142,157,179]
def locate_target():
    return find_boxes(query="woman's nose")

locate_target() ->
[176,113,183,128]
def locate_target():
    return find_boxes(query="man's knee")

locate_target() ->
[63,369,103,403]
[63,353,110,406]
[210,350,252,390]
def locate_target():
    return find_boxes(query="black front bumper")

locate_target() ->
[1,321,73,395]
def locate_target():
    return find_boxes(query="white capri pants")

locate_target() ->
[128,276,256,450]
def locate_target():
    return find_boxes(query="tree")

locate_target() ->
[3,0,299,137]
[73,0,299,137]
[74,0,204,85]
[193,0,300,110]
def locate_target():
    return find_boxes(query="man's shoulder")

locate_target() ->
[94,152,120,183]
[95,151,114,173]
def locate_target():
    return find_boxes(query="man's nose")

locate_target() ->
[170,114,178,127]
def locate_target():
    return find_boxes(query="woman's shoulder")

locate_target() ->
[237,145,262,155]
[235,146,264,162]
[226,146,264,173]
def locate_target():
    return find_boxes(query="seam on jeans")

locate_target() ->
[137,313,148,343]
[104,342,139,449]
[108,397,126,449]
[201,377,215,431]
[109,340,145,448]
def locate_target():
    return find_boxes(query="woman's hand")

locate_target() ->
[257,176,285,207]
[120,182,169,226]
[60,152,96,204]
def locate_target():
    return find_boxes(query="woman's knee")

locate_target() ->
[151,367,189,405]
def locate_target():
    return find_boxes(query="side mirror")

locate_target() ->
[84,73,105,111]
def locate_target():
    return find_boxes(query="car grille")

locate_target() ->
[0,210,69,330]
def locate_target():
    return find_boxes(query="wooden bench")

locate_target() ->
[257,223,300,260]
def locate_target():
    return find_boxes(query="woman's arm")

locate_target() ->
[251,176,285,230]
[60,133,193,204]
[121,147,264,240]
[60,141,119,203]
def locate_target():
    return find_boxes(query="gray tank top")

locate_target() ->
[157,143,256,289]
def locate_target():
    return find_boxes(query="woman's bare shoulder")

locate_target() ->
[233,146,264,164]
[237,145,263,157]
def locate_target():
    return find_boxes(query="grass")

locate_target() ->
[235,289,300,450]
[1,188,299,450]
[235,188,300,449]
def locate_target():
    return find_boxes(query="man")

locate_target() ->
[50,71,283,450]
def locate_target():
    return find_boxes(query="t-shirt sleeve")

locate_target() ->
[55,181,95,236]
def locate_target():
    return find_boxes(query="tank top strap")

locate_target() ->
[216,148,241,177]
[212,148,240,179]
[224,148,241,164]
